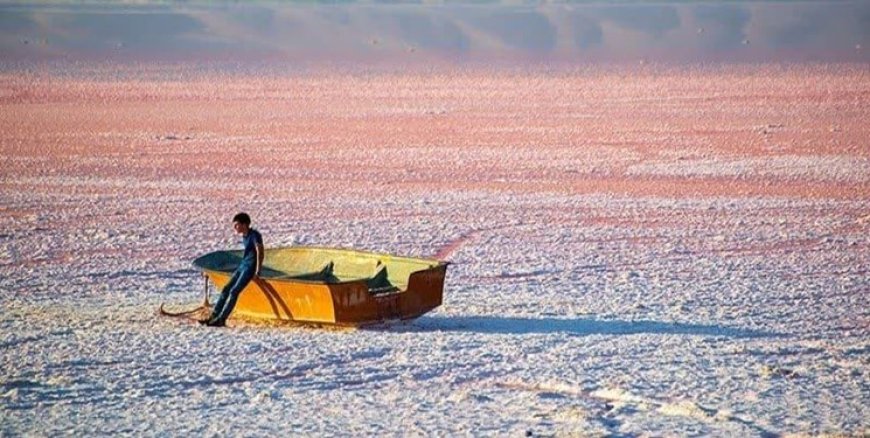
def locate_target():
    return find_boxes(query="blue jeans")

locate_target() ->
[211,264,256,323]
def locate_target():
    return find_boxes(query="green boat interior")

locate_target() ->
[193,247,442,294]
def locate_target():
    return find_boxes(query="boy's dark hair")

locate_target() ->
[233,212,251,225]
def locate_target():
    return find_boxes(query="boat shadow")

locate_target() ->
[383,315,781,339]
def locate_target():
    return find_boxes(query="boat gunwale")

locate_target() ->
[193,246,449,288]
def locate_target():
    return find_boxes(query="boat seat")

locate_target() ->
[275,261,336,282]
[259,266,289,278]
[366,263,399,295]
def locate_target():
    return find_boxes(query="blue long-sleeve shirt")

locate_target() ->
[240,228,263,268]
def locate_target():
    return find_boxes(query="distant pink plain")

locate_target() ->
[1,64,867,205]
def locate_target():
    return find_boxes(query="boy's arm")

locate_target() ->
[255,242,264,277]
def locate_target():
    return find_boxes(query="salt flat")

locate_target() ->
[1,64,868,436]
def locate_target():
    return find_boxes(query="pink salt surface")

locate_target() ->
[1,64,867,270]
[1,65,868,270]
[1,64,868,436]
[1,64,867,204]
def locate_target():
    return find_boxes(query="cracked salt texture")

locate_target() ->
[1,64,868,436]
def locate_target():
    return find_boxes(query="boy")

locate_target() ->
[201,212,264,327]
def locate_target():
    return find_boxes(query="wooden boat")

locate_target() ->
[184,246,449,326]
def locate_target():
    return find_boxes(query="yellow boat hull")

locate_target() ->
[194,246,448,326]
